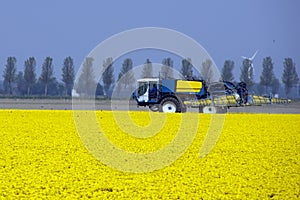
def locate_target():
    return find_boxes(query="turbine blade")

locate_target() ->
[250,50,258,60]
[241,56,248,59]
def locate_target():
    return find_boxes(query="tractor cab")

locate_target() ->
[134,78,160,104]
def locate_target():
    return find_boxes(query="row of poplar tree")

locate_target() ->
[1,56,299,98]
[2,56,75,96]
[222,57,299,97]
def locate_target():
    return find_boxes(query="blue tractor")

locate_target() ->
[132,78,209,113]
[133,78,290,113]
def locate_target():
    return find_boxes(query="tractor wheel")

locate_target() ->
[159,97,181,113]
[203,106,228,114]
[149,105,159,112]
[203,106,217,114]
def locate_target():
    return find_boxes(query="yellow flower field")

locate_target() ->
[0,110,299,199]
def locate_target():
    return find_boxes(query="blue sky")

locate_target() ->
[1,0,299,82]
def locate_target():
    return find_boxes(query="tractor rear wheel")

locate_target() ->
[159,97,181,113]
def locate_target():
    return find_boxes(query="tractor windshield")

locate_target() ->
[138,82,148,96]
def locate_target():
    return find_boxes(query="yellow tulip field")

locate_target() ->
[0,110,299,199]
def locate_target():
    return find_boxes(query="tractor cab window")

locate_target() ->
[138,82,148,96]
[149,82,158,97]
[149,82,158,91]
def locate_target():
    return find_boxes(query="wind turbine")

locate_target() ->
[241,50,258,79]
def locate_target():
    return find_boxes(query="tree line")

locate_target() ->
[221,57,299,98]
[2,56,75,97]
[2,55,299,98]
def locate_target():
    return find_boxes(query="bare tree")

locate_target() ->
[201,59,213,84]
[141,59,153,78]
[39,57,55,96]
[102,57,115,96]
[221,60,234,82]
[62,56,75,96]
[118,58,135,89]
[160,58,173,79]
[3,57,17,95]
[24,57,36,95]
[181,58,193,79]
[282,58,299,97]
[260,57,274,94]
[77,57,96,96]
[240,59,254,90]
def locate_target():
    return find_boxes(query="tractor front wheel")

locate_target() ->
[149,104,159,112]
